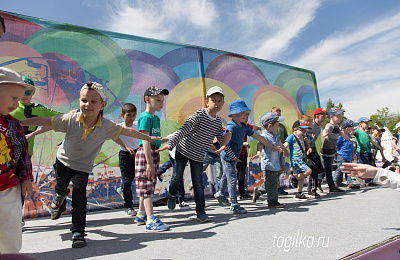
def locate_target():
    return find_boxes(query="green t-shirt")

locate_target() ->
[355,129,371,153]
[10,102,61,155]
[137,111,161,148]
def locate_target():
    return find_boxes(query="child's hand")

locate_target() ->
[243,142,250,149]
[156,145,170,153]
[146,164,156,179]
[234,157,242,163]
[350,139,356,144]
[250,154,260,161]
[25,133,33,140]
[283,149,289,158]
[271,146,281,152]
[21,180,33,199]
[214,145,226,155]
[307,148,312,155]
[126,147,135,157]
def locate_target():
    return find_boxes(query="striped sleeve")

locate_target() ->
[167,109,201,150]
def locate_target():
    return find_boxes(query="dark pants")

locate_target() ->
[307,153,324,193]
[322,156,336,190]
[358,152,375,182]
[236,152,248,196]
[54,158,89,234]
[159,155,186,202]
[119,150,136,209]
[170,151,204,214]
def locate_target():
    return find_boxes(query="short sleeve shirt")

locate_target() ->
[337,134,354,162]
[355,129,371,153]
[0,116,17,191]
[221,120,254,162]
[321,123,341,157]
[260,130,281,171]
[137,111,161,148]
[285,133,305,160]
[51,110,122,173]
[118,122,140,151]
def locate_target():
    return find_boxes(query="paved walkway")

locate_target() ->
[20,184,400,260]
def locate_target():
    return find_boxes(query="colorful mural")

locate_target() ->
[0,10,321,218]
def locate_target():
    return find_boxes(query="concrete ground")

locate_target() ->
[20,183,400,260]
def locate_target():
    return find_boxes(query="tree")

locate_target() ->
[370,107,400,135]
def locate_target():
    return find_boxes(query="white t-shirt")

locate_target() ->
[117,122,140,151]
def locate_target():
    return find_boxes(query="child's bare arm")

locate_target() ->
[279,142,289,157]
[215,132,232,154]
[25,126,53,140]
[120,127,161,142]
[392,140,399,151]
[322,129,329,138]
[251,142,263,161]
[370,139,384,151]
[340,132,356,143]
[251,132,280,152]
[141,130,156,180]
[20,116,52,126]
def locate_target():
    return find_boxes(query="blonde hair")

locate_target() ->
[271,107,281,113]
[300,115,313,123]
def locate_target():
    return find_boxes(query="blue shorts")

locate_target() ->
[291,158,310,174]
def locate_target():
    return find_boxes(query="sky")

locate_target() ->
[2,0,400,120]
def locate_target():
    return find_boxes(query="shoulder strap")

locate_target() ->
[293,134,306,154]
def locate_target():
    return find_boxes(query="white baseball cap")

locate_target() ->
[80,82,106,100]
[0,67,36,91]
[206,86,224,98]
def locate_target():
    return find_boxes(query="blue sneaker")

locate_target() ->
[196,212,211,223]
[167,195,176,210]
[145,217,169,231]
[214,192,229,206]
[278,187,288,195]
[117,187,124,199]
[230,204,247,214]
[135,214,147,225]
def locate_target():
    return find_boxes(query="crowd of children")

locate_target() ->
[1,64,397,253]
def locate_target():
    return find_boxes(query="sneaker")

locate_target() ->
[329,187,345,193]
[230,204,247,214]
[117,187,124,199]
[317,182,324,193]
[167,195,177,210]
[295,193,308,200]
[187,184,193,191]
[157,173,163,182]
[354,177,366,186]
[252,188,261,203]
[268,201,285,208]
[51,188,70,209]
[289,174,298,188]
[51,206,67,220]
[179,201,191,210]
[126,208,137,216]
[135,214,147,225]
[72,232,86,248]
[145,217,169,231]
[196,212,211,223]
[214,192,229,206]
[335,182,347,187]
[307,191,321,198]
[278,187,289,195]
[347,183,360,189]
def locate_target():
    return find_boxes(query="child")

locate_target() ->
[302,115,321,198]
[133,86,170,231]
[355,117,385,185]
[21,82,160,247]
[202,138,224,194]
[116,103,140,217]
[10,76,61,156]
[333,120,359,189]
[370,124,387,164]
[162,86,231,222]
[252,112,288,207]
[216,100,280,214]
[0,67,35,253]
[284,120,312,200]
[310,108,327,193]
[391,122,400,165]
[321,108,355,193]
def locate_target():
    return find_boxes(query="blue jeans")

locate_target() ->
[202,153,223,193]
[357,152,375,183]
[119,150,135,208]
[322,156,335,190]
[220,159,238,204]
[54,158,89,234]
[169,151,205,213]
[333,154,352,185]
[159,156,185,202]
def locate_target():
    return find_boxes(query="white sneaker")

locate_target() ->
[126,208,137,216]
[117,187,124,199]
[179,202,191,210]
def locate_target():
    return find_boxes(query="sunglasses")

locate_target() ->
[24,90,34,96]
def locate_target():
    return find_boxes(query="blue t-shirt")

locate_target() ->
[285,133,305,160]
[337,134,354,162]
[137,111,161,148]
[221,120,254,162]
[260,130,281,171]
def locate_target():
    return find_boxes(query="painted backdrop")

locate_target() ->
[0,10,321,218]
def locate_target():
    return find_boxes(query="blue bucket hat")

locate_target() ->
[228,100,251,117]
